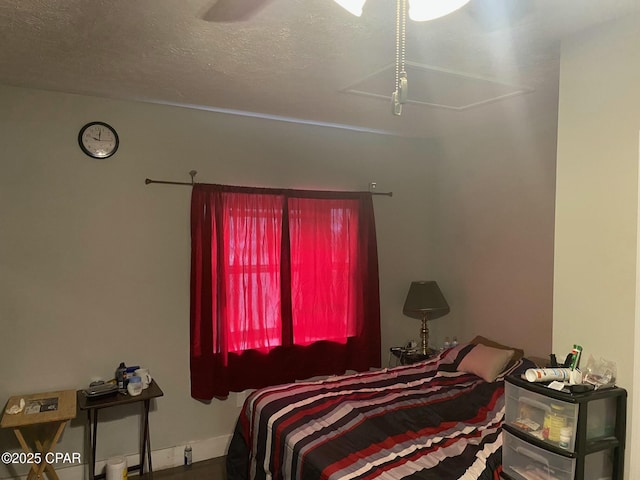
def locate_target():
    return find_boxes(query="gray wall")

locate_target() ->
[0,84,438,476]
[0,81,556,477]
[426,119,557,357]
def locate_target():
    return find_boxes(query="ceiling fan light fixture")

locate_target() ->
[408,0,471,21]
[333,0,366,17]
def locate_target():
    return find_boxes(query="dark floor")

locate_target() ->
[139,457,226,480]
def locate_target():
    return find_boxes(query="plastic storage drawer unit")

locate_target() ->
[506,381,619,453]
[502,376,626,480]
[505,381,579,451]
[503,431,614,480]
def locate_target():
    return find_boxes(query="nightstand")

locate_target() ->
[389,347,431,365]
[501,375,626,480]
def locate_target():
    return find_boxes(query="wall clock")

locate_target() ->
[78,121,119,159]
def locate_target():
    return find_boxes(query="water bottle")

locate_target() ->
[442,337,451,351]
[116,362,127,392]
[184,445,192,466]
[451,337,458,347]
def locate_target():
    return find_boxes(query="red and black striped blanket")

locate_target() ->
[227,344,531,480]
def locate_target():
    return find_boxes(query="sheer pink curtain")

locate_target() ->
[289,197,360,345]
[224,192,284,352]
[190,184,380,399]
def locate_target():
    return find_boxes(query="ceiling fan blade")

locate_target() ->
[202,0,273,22]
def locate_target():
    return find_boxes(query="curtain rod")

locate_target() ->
[144,173,393,197]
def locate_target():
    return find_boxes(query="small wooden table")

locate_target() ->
[1,390,77,480]
[77,380,163,480]
[390,347,433,365]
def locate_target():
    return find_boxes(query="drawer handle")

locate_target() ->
[518,396,552,413]
[515,446,550,466]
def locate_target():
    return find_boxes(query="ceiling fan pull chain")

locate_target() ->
[391,0,407,115]
[392,0,408,115]
[398,0,408,104]
[395,0,401,91]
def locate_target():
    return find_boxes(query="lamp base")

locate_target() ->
[420,316,429,355]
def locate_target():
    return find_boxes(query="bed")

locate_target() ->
[227,340,535,480]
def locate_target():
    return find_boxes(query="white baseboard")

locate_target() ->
[1,434,233,480]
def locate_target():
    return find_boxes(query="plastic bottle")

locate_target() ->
[451,337,458,347]
[524,368,571,383]
[442,337,451,351]
[543,403,567,443]
[184,445,192,466]
[125,366,140,388]
[569,344,583,370]
[559,426,572,449]
[116,362,127,392]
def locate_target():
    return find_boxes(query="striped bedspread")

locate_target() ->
[229,345,526,480]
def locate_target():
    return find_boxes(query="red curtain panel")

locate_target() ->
[190,184,381,399]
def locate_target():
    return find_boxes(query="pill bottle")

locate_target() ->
[544,403,567,443]
[559,426,572,449]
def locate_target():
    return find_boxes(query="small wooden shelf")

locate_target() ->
[77,380,164,480]
[1,389,77,480]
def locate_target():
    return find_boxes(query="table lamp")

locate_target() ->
[402,281,450,355]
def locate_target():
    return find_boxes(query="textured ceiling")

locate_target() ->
[1,0,638,138]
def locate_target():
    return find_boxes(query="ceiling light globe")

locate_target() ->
[333,0,366,17]
[408,0,471,21]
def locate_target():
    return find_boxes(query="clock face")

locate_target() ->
[78,122,119,158]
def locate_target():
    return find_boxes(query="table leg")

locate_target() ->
[89,410,99,480]
[13,421,66,480]
[145,402,152,473]
[13,428,39,479]
[34,424,63,480]
[45,421,66,480]
[140,400,151,474]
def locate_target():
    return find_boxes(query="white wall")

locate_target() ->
[0,84,437,478]
[426,99,558,357]
[554,15,640,478]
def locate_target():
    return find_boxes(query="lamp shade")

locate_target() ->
[402,281,450,320]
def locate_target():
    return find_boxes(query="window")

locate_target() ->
[190,184,381,399]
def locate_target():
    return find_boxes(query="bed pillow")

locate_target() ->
[457,343,515,382]
[470,335,524,362]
